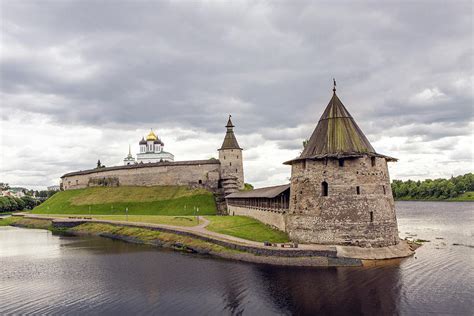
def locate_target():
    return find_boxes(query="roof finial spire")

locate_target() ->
[226,114,234,128]
[128,144,131,155]
[333,78,337,93]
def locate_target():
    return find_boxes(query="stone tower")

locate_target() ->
[219,115,244,191]
[284,85,399,247]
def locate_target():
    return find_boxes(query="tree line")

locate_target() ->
[0,183,58,213]
[0,195,39,213]
[391,173,474,200]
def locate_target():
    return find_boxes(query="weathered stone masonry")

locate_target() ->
[61,160,221,191]
[286,156,398,247]
[226,86,400,248]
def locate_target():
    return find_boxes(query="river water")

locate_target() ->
[0,202,472,315]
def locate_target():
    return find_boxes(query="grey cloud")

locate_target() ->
[1,1,472,187]
[2,1,471,136]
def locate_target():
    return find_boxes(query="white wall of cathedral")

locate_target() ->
[136,152,174,163]
[147,141,154,152]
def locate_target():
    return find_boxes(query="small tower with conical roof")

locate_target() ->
[284,82,399,247]
[219,115,244,190]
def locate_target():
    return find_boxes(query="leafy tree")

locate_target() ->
[21,196,37,210]
[391,173,473,200]
[243,183,254,191]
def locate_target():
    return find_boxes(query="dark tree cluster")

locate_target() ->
[391,173,474,200]
[0,186,58,212]
[0,195,38,213]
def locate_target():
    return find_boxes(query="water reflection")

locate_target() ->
[253,265,402,315]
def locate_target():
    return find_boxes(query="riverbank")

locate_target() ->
[2,215,417,267]
[395,198,474,202]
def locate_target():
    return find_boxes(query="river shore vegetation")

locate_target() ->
[391,173,473,201]
[0,216,239,255]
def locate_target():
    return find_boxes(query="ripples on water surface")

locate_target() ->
[0,202,473,315]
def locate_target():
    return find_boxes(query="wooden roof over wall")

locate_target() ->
[226,184,290,199]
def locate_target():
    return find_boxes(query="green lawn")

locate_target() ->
[32,186,217,215]
[205,216,289,243]
[448,191,474,201]
[0,217,15,226]
[33,214,199,227]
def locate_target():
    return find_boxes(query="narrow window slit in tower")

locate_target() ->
[370,211,374,222]
[338,159,344,167]
[356,186,360,195]
[321,181,328,196]
[371,157,376,167]
[383,185,386,195]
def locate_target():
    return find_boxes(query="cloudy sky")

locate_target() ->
[1,0,472,190]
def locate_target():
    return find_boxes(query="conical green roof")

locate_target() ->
[285,90,396,164]
[219,115,241,150]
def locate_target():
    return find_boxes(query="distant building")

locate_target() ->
[47,185,61,191]
[136,129,174,163]
[2,190,25,198]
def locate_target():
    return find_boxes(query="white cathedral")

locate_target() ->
[123,129,174,165]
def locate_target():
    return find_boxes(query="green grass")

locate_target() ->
[0,217,16,226]
[448,191,474,201]
[70,223,237,253]
[32,186,217,215]
[33,214,199,227]
[205,216,290,243]
[0,217,52,230]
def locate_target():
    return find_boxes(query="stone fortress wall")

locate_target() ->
[61,160,222,191]
[288,156,397,247]
[61,116,245,196]
[228,205,286,231]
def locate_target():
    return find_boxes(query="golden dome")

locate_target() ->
[146,130,158,141]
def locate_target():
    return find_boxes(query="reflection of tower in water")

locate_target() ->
[253,264,402,315]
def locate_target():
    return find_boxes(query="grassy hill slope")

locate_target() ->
[32,186,217,215]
